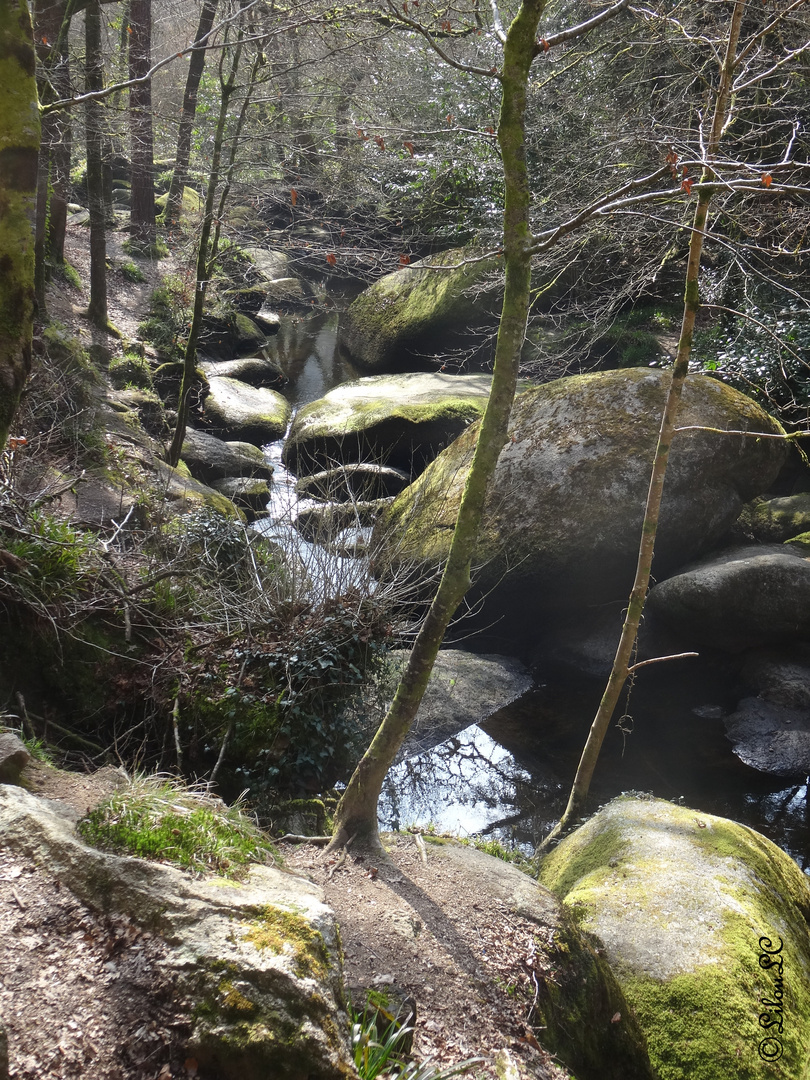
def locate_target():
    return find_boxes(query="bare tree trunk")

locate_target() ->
[129,0,156,251]
[326,0,549,853]
[84,0,108,329]
[537,0,748,855]
[166,31,245,467]
[165,0,218,228]
[0,0,40,449]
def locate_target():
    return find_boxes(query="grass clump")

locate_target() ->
[109,350,154,390]
[120,260,147,283]
[78,773,279,878]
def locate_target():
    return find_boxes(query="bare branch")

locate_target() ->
[535,0,632,55]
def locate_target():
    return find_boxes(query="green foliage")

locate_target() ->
[691,298,810,425]
[109,350,154,390]
[120,260,147,284]
[77,773,279,877]
[350,1005,483,1080]
[594,306,673,368]
[122,236,169,260]
[137,275,191,359]
[4,510,102,596]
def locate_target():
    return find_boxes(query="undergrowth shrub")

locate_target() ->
[137,274,192,359]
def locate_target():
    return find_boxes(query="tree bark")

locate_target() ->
[166,32,244,467]
[84,0,107,328]
[129,0,156,250]
[0,0,40,449]
[326,0,548,852]
[165,0,218,228]
[537,0,748,855]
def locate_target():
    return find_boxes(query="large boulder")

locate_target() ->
[0,785,355,1080]
[738,493,810,543]
[200,357,286,389]
[339,249,500,373]
[647,545,810,651]
[181,426,275,484]
[204,376,291,445]
[374,370,786,632]
[283,372,493,476]
[539,795,810,1080]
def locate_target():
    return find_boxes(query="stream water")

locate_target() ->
[257,307,810,873]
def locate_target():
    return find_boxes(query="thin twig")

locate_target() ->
[626,651,699,674]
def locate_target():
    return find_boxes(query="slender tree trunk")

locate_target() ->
[326,0,548,852]
[166,32,244,467]
[129,0,156,250]
[85,0,107,329]
[0,0,40,450]
[165,0,218,228]
[537,0,747,855]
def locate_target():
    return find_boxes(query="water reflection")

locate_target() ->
[264,311,359,407]
[381,665,810,871]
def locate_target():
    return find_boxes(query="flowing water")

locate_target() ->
[257,307,810,872]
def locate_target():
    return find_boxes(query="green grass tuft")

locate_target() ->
[78,773,279,878]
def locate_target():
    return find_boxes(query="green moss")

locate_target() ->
[243,905,330,981]
[218,979,259,1018]
[541,797,810,1080]
[109,350,154,390]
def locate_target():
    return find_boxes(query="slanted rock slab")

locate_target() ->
[539,795,810,1080]
[181,426,274,484]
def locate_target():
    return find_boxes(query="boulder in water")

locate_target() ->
[374,370,786,638]
[282,372,492,476]
[204,377,291,445]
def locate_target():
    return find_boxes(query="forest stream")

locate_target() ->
[251,306,810,872]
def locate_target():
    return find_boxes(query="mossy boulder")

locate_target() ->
[647,544,810,651]
[203,377,291,445]
[339,248,500,373]
[373,370,786,636]
[739,493,810,543]
[155,460,245,520]
[282,372,493,476]
[538,795,810,1080]
[155,185,202,219]
[200,356,286,389]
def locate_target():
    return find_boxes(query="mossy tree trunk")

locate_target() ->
[165,0,219,229]
[326,0,549,852]
[537,0,748,854]
[0,0,40,450]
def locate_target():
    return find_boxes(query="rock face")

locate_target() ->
[0,785,354,1080]
[647,545,810,651]
[539,795,810,1080]
[181,427,274,484]
[339,249,500,373]
[204,377,291,445]
[0,733,30,784]
[374,370,786,632]
[283,372,493,476]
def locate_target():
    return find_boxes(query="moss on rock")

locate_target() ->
[539,795,810,1080]
[340,248,501,373]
